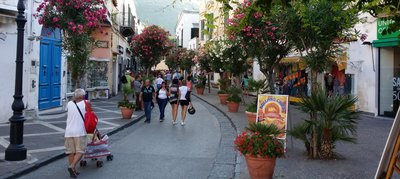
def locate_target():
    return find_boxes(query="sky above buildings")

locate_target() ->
[135,0,199,34]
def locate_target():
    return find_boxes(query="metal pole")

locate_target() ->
[5,0,27,161]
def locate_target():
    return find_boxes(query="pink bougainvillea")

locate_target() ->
[36,0,107,34]
[131,25,173,71]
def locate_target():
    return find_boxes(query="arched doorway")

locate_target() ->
[38,28,62,110]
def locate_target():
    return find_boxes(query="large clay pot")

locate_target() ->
[245,155,276,179]
[245,111,257,124]
[218,94,229,105]
[196,87,205,95]
[227,101,240,112]
[120,107,134,119]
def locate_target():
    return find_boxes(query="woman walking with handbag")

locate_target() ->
[178,80,191,126]
[157,82,169,122]
[169,79,180,125]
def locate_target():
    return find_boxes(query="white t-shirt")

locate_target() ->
[156,78,164,85]
[158,88,168,99]
[179,86,189,100]
[65,100,87,137]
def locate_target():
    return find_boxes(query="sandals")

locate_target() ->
[67,168,77,178]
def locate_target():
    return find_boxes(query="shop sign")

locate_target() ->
[377,18,400,39]
[393,77,400,101]
[256,94,289,141]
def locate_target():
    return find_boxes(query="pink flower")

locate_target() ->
[52,17,59,23]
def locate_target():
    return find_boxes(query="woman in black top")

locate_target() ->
[169,79,180,125]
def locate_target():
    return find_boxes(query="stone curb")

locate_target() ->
[192,94,240,179]
[4,113,146,179]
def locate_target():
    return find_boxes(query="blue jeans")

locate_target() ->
[144,101,152,121]
[157,98,168,120]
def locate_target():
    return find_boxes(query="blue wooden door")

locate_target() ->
[38,37,62,110]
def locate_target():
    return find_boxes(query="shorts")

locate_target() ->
[170,101,178,105]
[180,100,189,106]
[65,136,87,154]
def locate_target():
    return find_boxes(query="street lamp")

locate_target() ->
[5,0,27,161]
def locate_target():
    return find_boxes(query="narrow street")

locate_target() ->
[19,98,224,179]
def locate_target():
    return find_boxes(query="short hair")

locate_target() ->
[172,79,179,85]
[181,80,187,85]
[74,88,86,99]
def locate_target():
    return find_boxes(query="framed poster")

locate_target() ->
[256,94,289,140]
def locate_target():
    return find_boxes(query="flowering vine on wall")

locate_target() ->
[36,0,107,85]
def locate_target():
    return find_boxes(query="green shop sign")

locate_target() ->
[377,18,400,39]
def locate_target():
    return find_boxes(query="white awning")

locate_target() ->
[89,57,111,62]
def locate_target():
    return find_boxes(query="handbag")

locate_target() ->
[188,105,195,115]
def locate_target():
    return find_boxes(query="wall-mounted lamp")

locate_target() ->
[362,41,375,72]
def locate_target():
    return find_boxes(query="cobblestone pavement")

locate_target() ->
[0,95,144,178]
[193,88,394,179]
[17,97,239,179]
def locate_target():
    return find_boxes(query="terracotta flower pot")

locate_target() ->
[218,94,229,105]
[120,107,134,119]
[245,155,276,179]
[245,111,257,124]
[196,87,205,95]
[227,101,240,112]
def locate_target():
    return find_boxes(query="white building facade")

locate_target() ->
[175,10,199,49]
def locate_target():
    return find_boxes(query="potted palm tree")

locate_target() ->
[227,86,242,112]
[217,78,230,104]
[245,79,267,123]
[195,75,206,95]
[217,89,229,105]
[289,88,359,159]
[118,86,136,119]
[235,123,285,179]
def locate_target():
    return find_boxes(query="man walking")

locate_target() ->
[140,79,155,123]
[65,89,87,178]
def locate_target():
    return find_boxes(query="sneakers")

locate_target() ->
[181,121,185,126]
[160,119,164,122]
[172,121,178,125]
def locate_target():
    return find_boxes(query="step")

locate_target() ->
[24,107,67,121]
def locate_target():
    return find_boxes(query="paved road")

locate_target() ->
[20,99,221,179]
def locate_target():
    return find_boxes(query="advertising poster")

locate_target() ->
[256,94,289,140]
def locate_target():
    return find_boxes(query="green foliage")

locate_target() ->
[195,83,205,88]
[218,78,230,90]
[217,89,227,94]
[357,0,400,35]
[248,79,267,96]
[227,85,242,96]
[245,102,257,113]
[235,123,285,158]
[290,88,360,159]
[118,100,136,109]
[227,94,242,103]
[283,0,359,75]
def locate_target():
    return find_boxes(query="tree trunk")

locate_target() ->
[208,73,211,93]
[267,69,275,94]
[310,70,318,159]
[319,128,333,159]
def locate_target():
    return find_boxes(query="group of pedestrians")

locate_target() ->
[63,70,195,178]
[121,70,194,125]
[140,72,193,126]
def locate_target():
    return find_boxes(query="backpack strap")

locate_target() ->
[74,100,85,122]
[83,100,91,112]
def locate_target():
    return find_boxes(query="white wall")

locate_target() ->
[0,0,69,123]
[175,11,199,48]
